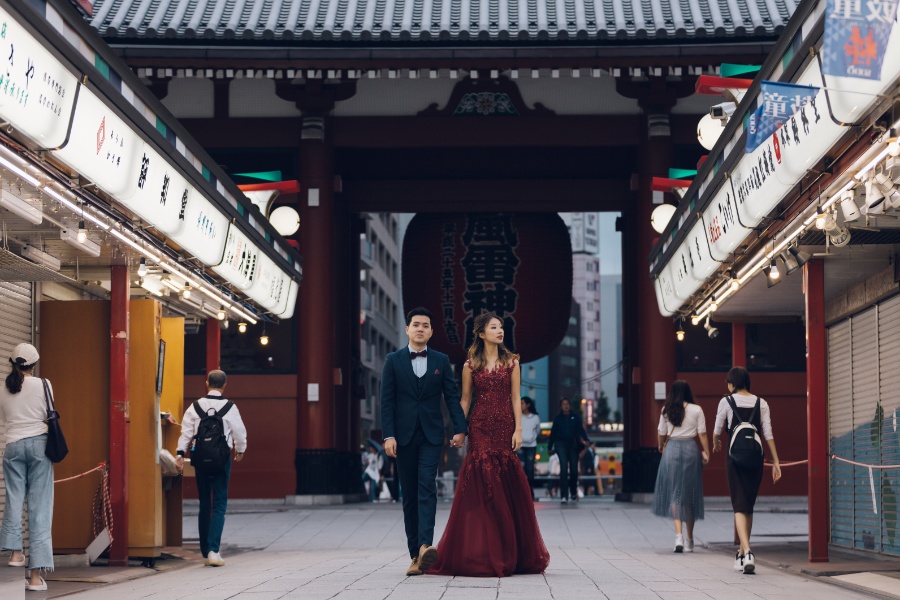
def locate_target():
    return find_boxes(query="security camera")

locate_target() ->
[710,102,737,121]
[704,315,719,339]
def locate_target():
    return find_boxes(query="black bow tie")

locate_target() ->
[410,350,427,359]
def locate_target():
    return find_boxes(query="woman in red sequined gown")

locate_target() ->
[429,313,550,577]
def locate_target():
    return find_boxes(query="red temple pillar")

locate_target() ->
[296,115,336,452]
[205,318,220,374]
[617,76,692,494]
[805,259,829,562]
[108,265,130,565]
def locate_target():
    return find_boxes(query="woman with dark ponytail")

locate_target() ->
[652,380,710,554]
[0,343,55,591]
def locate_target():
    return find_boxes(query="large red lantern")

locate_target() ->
[402,213,573,364]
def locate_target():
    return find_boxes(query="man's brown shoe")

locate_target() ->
[418,544,438,572]
[406,558,422,576]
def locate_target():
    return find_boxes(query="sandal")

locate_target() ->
[8,552,26,567]
[26,576,47,591]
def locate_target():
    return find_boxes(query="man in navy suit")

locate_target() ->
[381,307,467,576]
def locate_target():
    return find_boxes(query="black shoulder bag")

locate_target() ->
[43,379,69,463]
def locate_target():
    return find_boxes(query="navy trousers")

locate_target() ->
[396,424,442,559]
[195,458,232,557]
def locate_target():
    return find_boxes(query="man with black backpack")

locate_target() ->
[175,370,247,567]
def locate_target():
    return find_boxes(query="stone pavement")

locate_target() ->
[13,497,900,599]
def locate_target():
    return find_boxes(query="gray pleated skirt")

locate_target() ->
[652,438,704,522]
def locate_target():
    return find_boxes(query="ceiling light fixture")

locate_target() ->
[182,282,192,299]
[76,220,87,243]
[21,245,61,270]
[238,322,248,333]
[0,189,42,224]
[60,227,100,257]
[217,306,227,321]
[137,257,148,277]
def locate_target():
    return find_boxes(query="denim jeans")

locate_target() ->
[195,459,231,557]
[556,445,579,500]
[518,447,537,498]
[1,434,54,570]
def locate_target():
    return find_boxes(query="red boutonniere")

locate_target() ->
[434,369,440,375]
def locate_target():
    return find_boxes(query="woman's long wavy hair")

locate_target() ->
[662,380,695,428]
[466,312,519,372]
[5,358,34,394]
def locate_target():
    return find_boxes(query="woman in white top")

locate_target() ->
[652,381,710,553]
[518,397,541,500]
[712,366,781,574]
[0,343,54,591]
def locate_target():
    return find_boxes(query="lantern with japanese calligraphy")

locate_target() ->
[401,213,573,364]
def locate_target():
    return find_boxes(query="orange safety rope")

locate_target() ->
[53,462,106,484]
[92,463,114,546]
[764,460,808,467]
[831,454,900,469]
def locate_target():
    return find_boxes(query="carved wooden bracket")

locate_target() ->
[418,76,554,117]
[274,78,358,114]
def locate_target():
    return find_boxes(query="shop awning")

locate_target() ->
[0,0,302,323]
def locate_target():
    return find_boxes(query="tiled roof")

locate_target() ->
[89,0,795,42]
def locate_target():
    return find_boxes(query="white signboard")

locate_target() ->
[171,191,228,266]
[654,23,900,317]
[53,88,142,200]
[212,224,259,290]
[277,280,299,319]
[117,143,192,236]
[247,252,290,312]
[0,6,78,148]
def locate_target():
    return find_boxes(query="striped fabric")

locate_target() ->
[89,0,794,42]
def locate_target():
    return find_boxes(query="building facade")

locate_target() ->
[359,213,401,440]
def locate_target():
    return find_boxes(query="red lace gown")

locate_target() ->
[430,363,550,576]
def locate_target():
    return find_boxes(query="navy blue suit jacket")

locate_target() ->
[380,347,467,446]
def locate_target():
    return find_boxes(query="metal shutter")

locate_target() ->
[829,319,853,549]
[0,281,34,537]
[829,295,900,557]
[877,296,900,555]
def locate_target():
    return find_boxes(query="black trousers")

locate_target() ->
[396,424,442,558]
[556,445,579,500]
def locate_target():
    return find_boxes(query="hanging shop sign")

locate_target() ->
[171,188,229,266]
[246,252,291,314]
[0,6,79,149]
[53,87,142,200]
[124,143,192,236]
[212,223,259,290]
[823,0,899,80]
[655,25,900,317]
[278,280,298,320]
[402,212,572,364]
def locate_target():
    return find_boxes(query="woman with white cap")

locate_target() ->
[0,343,55,591]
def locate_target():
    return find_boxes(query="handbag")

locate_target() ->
[42,379,69,463]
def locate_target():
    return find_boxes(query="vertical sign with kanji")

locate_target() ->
[823,0,899,80]
[402,213,573,365]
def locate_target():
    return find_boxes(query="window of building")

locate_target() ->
[587,302,593,311]
[528,365,536,379]
[677,321,733,371]
[746,321,806,371]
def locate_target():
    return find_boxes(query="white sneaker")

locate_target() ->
[684,538,694,553]
[742,551,755,574]
[560,497,568,505]
[733,552,744,571]
[206,551,225,567]
[674,535,684,553]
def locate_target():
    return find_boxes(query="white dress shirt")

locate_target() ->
[177,390,248,455]
[658,403,706,439]
[409,344,428,378]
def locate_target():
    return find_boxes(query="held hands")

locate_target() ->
[450,433,466,449]
[175,456,184,474]
[385,438,398,458]
[712,438,722,453]
[511,429,523,452]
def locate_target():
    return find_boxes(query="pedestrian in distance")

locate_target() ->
[652,380,710,553]
[0,344,55,592]
[518,396,541,500]
[548,397,590,504]
[712,366,782,574]
[175,369,247,567]
[429,312,549,576]
[362,443,383,502]
[380,307,467,576]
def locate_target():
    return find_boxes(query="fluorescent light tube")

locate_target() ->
[0,189,42,224]
[60,228,101,257]
[20,245,61,270]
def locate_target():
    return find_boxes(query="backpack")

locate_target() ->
[726,396,764,470]
[190,400,234,473]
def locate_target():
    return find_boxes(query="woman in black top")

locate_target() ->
[548,397,590,504]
